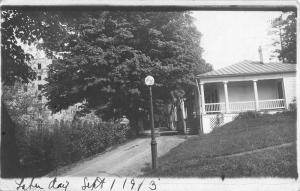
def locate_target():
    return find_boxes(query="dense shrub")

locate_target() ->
[289,97,297,111]
[16,121,130,177]
[236,111,261,119]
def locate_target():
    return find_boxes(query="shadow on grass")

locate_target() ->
[141,112,297,178]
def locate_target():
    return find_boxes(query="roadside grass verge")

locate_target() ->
[143,112,297,177]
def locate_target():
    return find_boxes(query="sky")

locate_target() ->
[192,11,282,69]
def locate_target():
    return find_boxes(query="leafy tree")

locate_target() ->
[1,9,64,85]
[44,11,212,134]
[2,83,50,176]
[1,9,41,177]
[2,83,51,129]
[1,9,211,176]
[270,11,296,64]
[1,8,63,177]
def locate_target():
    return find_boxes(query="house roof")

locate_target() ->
[197,60,296,79]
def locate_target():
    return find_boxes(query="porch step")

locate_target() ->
[159,126,170,131]
[186,128,191,134]
[140,128,160,137]
[141,129,179,137]
[159,126,179,136]
[159,130,179,136]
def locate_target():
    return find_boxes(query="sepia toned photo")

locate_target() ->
[1,1,297,186]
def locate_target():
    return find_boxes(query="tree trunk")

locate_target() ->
[1,102,21,178]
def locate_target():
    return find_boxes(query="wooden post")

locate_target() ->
[60,119,64,129]
[253,80,259,111]
[83,120,88,128]
[200,82,206,114]
[66,120,71,128]
[77,121,82,129]
[223,81,230,113]
[180,99,187,134]
[195,79,203,135]
[54,119,59,129]
[281,78,288,109]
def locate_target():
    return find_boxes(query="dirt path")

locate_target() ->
[51,135,188,177]
[215,142,295,159]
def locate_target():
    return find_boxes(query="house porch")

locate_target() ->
[201,79,286,114]
[199,78,287,133]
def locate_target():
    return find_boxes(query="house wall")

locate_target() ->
[30,58,51,103]
[257,79,280,100]
[212,80,283,103]
[283,75,296,107]
[217,81,254,103]
[198,72,296,135]
[227,81,254,102]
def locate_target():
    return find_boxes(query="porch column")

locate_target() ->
[223,81,230,113]
[281,78,288,109]
[253,80,259,111]
[180,98,187,134]
[195,79,203,135]
[200,82,206,114]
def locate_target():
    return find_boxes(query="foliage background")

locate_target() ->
[13,121,130,177]
[270,11,296,64]
[41,11,212,134]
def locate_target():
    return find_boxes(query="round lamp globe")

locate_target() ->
[145,75,155,86]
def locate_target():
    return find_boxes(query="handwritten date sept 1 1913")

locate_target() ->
[15,177,158,191]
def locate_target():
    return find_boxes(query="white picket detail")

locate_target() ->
[205,99,285,113]
[205,102,226,113]
[229,101,256,112]
[259,99,285,110]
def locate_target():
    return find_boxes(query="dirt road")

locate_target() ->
[53,135,187,177]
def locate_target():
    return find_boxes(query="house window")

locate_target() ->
[38,63,41,69]
[38,76,41,81]
[23,85,28,92]
[38,85,43,91]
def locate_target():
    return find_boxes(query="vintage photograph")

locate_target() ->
[1,4,297,180]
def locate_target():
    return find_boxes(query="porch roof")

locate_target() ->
[197,60,296,79]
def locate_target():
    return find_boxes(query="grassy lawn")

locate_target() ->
[143,112,297,178]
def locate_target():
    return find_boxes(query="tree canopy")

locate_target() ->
[1,9,212,133]
[1,10,211,176]
[270,11,296,64]
[43,11,212,125]
[1,9,37,85]
[1,9,68,85]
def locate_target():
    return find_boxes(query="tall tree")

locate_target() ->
[44,11,212,134]
[270,11,296,64]
[1,9,40,177]
[1,8,63,177]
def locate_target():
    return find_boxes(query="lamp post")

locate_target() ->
[145,75,157,170]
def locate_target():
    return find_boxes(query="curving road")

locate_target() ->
[51,135,187,177]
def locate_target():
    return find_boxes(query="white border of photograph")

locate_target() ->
[0,0,299,191]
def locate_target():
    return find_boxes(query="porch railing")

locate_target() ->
[258,99,285,110]
[205,102,225,113]
[205,99,285,113]
[229,101,256,112]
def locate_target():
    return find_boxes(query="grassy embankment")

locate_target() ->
[144,112,297,178]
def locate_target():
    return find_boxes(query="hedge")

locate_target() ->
[16,120,130,177]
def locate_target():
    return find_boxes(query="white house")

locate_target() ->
[196,60,296,134]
